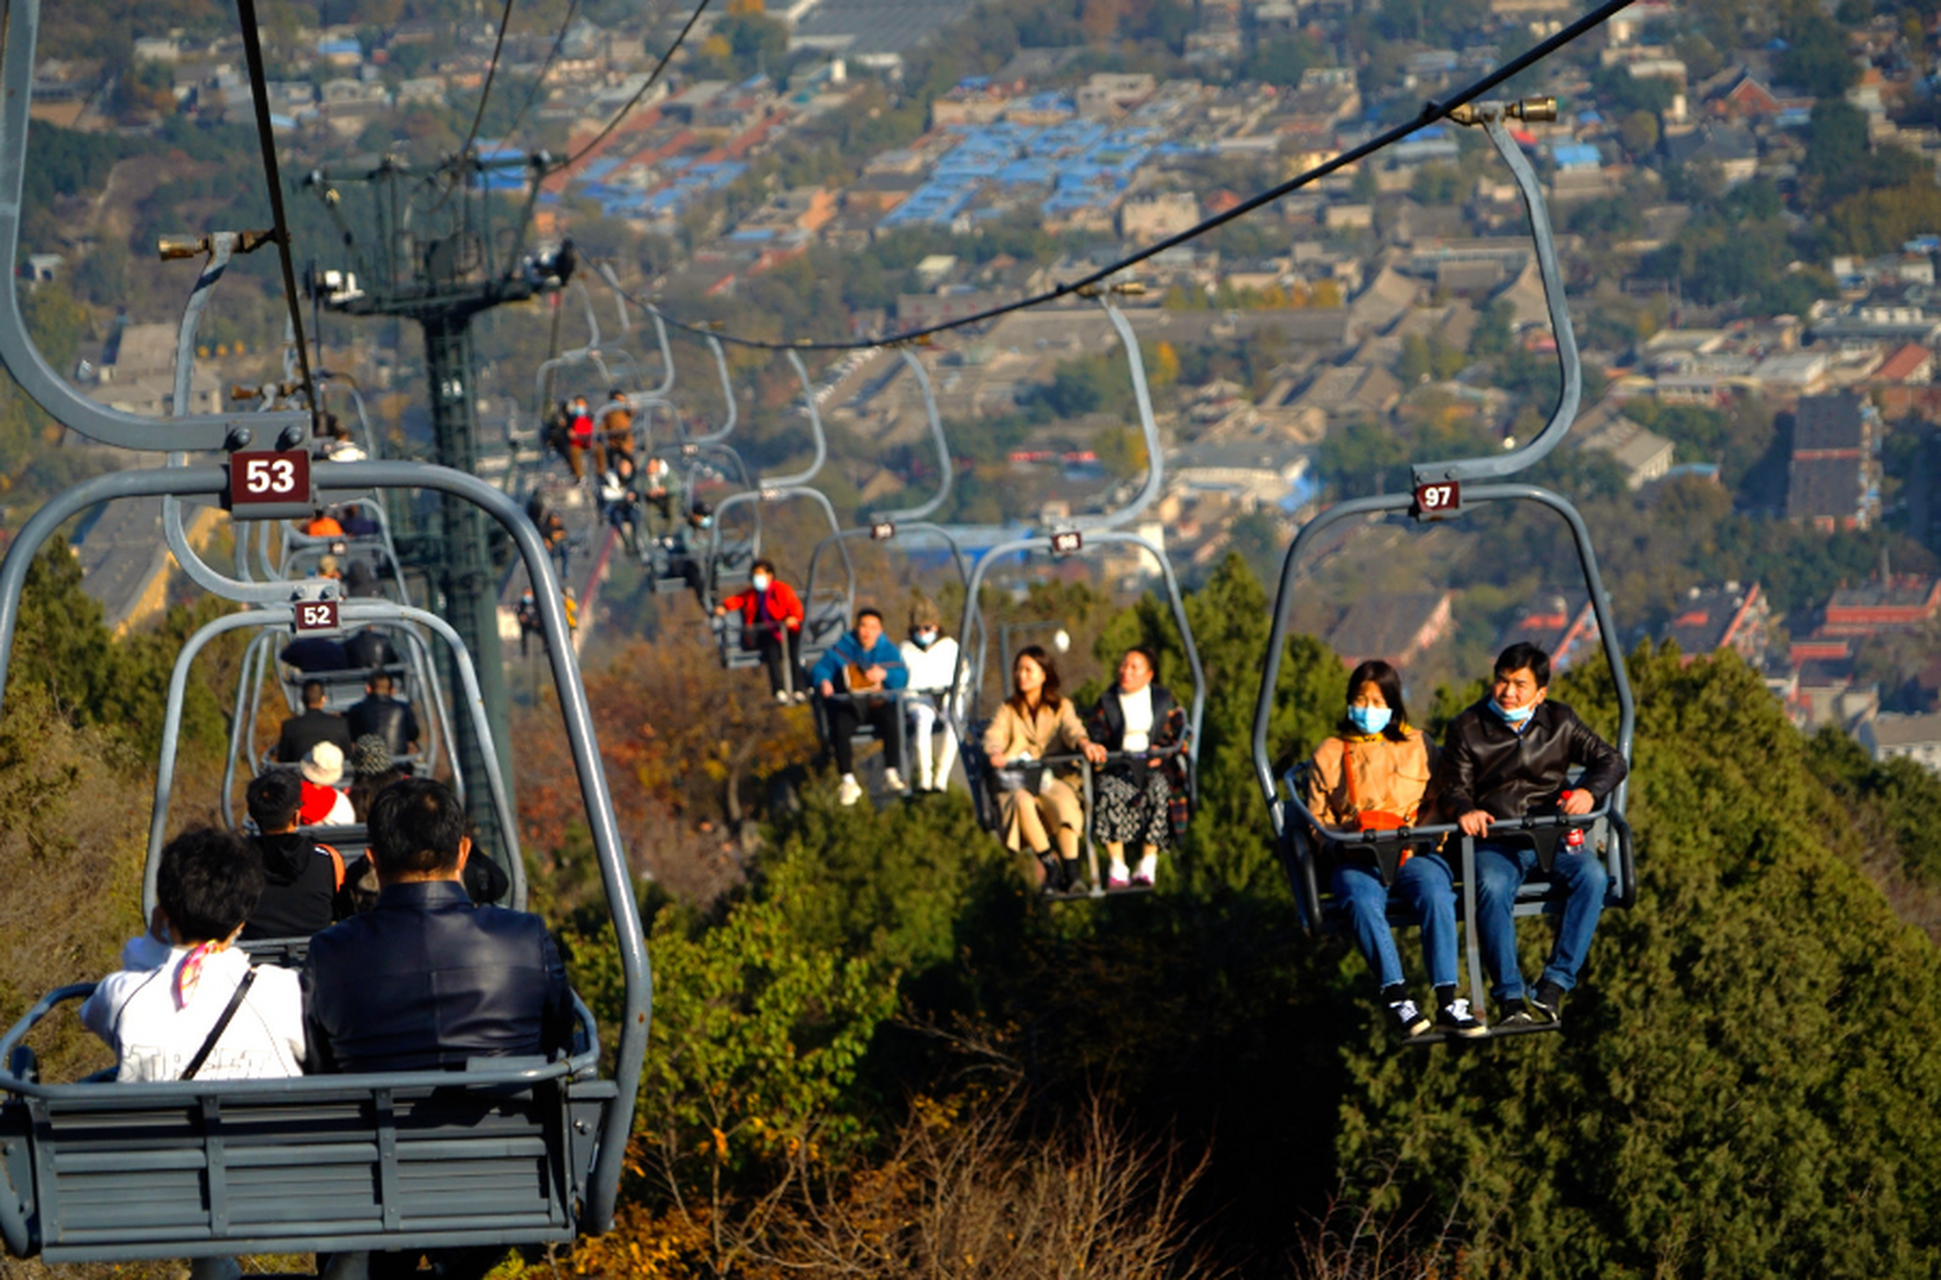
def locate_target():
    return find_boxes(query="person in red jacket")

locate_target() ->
[714,559,807,702]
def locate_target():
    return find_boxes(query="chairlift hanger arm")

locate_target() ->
[1071,298,1163,532]
[873,348,953,523]
[598,263,676,402]
[0,0,306,451]
[684,332,740,445]
[758,351,829,490]
[1248,483,1635,823]
[1411,101,1581,489]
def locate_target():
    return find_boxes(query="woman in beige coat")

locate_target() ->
[983,645,1106,892]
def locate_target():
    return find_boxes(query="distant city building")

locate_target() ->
[1662,581,1770,666]
[1819,573,1941,637]
[1494,591,1601,672]
[1325,591,1454,670]
[1858,712,1941,774]
[1786,393,1880,531]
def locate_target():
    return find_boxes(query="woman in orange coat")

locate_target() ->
[714,559,807,701]
[1306,659,1480,1041]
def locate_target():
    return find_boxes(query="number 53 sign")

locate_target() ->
[226,450,313,519]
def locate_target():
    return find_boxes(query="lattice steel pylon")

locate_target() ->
[305,151,562,845]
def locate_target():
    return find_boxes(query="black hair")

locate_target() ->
[302,679,326,708]
[246,769,304,832]
[157,827,263,944]
[349,766,413,824]
[751,558,777,576]
[1339,658,1411,742]
[1006,644,1064,714]
[368,671,394,695]
[1494,642,1552,689]
[368,777,467,877]
[856,607,884,628]
[1123,645,1162,682]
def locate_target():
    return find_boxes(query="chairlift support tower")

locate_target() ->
[307,153,549,839]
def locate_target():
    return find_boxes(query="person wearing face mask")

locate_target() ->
[1306,659,1468,1039]
[563,394,604,481]
[897,597,962,792]
[669,502,715,596]
[715,559,807,702]
[1438,642,1627,1029]
[1087,646,1189,889]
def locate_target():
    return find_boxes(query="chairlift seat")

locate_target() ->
[0,990,616,1264]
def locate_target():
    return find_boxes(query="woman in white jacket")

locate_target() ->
[898,597,962,792]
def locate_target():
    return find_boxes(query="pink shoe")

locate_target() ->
[1107,864,1130,890]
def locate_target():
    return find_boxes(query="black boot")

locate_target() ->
[1038,852,1064,894]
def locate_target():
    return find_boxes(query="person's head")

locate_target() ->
[367,671,395,697]
[156,827,263,946]
[245,769,304,834]
[908,596,942,648]
[855,608,884,649]
[318,554,340,578]
[350,733,394,780]
[1490,643,1551,722]
[751,558,777,591]
[301,740,346,788]
[367,777,472,884]
[571,394,588,411]
[1009,644,1062,710]
[1340,658,1410,742]
[610,388,627,401]
[1118,646,1159,694]
[690,501,713,529]
[302,679,326,709]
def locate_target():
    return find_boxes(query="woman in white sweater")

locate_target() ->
[898,597,962,792]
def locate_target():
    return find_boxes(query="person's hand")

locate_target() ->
[1562,789,1595,817]
[990,750,1007,769]
[1458,810,1495,837]
[865,664,887,685]
[1147,754,1163,769]
[818,680,835,698]
[1083,741,1108,765]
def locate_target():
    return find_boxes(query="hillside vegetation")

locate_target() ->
[1,554,1939,1276]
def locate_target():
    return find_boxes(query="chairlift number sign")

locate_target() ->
[1050,530,1083,555]
[870,520,896,541]
[294,599,340,633]
[227,450,313,519]
[1413,480,1461,520]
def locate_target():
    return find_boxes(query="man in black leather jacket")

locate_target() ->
[302,777,572,1074]
[1438,642,1627,1028]
[345,672,420,757]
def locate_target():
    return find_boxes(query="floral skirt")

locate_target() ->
[1094,765,1173,849]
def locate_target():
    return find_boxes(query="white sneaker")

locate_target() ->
[1133,853,1158,887]
[917,765,934,792]
[775,690,792,704]
[883,768,907,792]
[837,775,863,806]
[1107,861,1130,889]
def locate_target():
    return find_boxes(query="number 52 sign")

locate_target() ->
[226,450,313,519]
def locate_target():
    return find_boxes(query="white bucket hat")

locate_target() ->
[301,740,345,787]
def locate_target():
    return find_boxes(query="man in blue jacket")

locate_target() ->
[811,607,910,805]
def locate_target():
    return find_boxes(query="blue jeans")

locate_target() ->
[1473,840,1608,1001]
[1331,852,1458,990]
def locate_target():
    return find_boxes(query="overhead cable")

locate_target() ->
[625,0,1638,353]
[458,0,521,161]
[557,0,715,170]
[236,0,320,435]
[502,0,583,144]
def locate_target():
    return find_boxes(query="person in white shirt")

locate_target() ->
[80,828,305,1280]
[81,827,306,1081]
[1085,646,1189,889]
[898,598,962,793]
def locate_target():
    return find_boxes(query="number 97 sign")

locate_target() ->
[1412,480,1461,521]
[226,450,313,519]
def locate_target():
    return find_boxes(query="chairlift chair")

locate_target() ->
[948,299,1206,898]
[0,16,648,1242]
[1248,99,1637,1045]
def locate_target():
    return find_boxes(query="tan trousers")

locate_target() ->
[999,778,1083,854]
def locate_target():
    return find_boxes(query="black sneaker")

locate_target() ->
[1496,997,1558,1029]
[1532,981,1566,1025]
[1389,998,1432,1039]
[1436,998,1488,1039]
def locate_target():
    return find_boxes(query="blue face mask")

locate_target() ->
[1347,705,1391,735]
[1491,698,1536,725]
